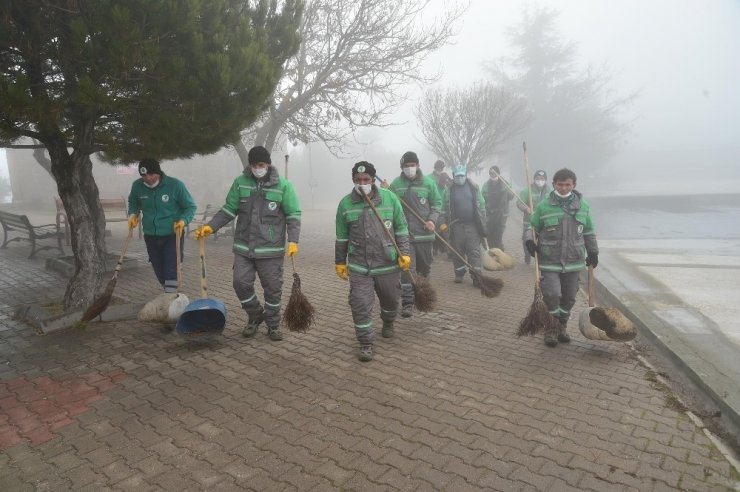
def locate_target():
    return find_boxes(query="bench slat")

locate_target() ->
[0,211,64,259]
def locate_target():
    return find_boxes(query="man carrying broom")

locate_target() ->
[127,158,197,295]
[439,165,487,286]
[335,161,411,362]
[388,151,442,319]
[194,146,301,342]
[517,169,550,265]
[524,168,599,347]
[482,165,515,251]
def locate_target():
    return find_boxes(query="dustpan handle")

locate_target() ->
[175,228,182,289]
[587,265,594,307]
[113,227,134,280]
[198,236,208,298]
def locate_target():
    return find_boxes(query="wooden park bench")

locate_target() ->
[55,196,140,244]
[0,210,65,258]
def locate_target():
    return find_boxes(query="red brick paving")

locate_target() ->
[0,370,124,450]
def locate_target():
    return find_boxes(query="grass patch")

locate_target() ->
[40,302,65,316]
[644,369,688,412]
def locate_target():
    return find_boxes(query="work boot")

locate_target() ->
[267,326,283,341]
[454,276,463,284]
[472,276,480,288]
[381,320,394,338]
[401,303,413,318]
[544,328,558,347]
[557,320,571,343]
[358,344,373,362]
[242,309,265,338]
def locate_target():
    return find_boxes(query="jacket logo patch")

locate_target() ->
[161,194,170,203]
[268,201,278,211]
[420,197,427,205]
[577,224,584,234]
[384,220,392,229]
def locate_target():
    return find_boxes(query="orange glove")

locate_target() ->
[335,263,348,280]
[173,220,185,235]
[194,224,213,239]
[128,214,139,230]
[398,255,411,271]
[287,242,299,257]
[439,223,448,232]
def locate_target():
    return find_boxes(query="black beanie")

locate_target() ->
[248,146,272,165]
[434,159,445,171]
[400,151,419,166]
[352,161,376,178]
[138,158,162,176]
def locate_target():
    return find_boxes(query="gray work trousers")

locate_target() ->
[348,271,401,345]
[540,270,581,324]
[401,241,433,307]
[450,222,482,279]
[233,255,284,329]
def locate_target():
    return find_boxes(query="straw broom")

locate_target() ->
[434,225,503,298]
[359,187,437,312]
[376,176,502,299]
[81,226,134,322]
[282,256,315,332]
[516,142,560,337]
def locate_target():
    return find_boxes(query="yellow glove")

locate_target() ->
[194,224,213,239]
[287,242,299,257]
[128,214,139,229]
[398,255,411,271]
[335,263,348,280]
[439,223,448,232]
[173,220,185,235]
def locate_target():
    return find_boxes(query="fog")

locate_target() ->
[284,0,740,209]
[3,0,739,211]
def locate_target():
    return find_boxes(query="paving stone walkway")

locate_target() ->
[0,210,738,491]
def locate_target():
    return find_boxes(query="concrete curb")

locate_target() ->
[593,253,740,432]
[14,302,144,334]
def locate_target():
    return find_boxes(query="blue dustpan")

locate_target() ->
[176,237,226,338]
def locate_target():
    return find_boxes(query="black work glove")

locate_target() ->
[586,253,599,268]
[524,240,539,257]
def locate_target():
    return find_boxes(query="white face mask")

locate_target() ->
[535,179,546,188]
[252,167,268,178]
[402,166,417,178]
[453,176,466,186]
[143,178,160,188]
[354,183,372,195]
[554,190,572,199]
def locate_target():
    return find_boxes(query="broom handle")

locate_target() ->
[488,167,530,209]
[587,265,595,307]
[375,176,477,271]
[358,187,418,287]
[522,142,542,286]
[359,187,404,258]
[112,227,134,280]
[175,227,182,289]
[290,255,296,274]
[198,236,208,299]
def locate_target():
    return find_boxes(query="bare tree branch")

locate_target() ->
[415,83,531,173]
[236,0,467,162]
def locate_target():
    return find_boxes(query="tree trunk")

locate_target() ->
[47,143,108,310]
[233,139,251,170]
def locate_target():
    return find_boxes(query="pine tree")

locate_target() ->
[0,0,302,309]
